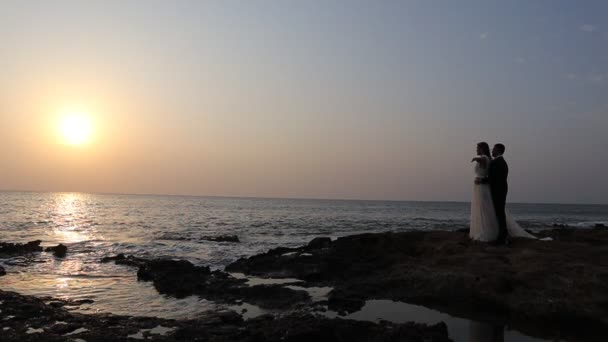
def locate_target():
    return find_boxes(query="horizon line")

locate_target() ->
[0,188,606,206]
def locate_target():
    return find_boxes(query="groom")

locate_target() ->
[489,144,509,244]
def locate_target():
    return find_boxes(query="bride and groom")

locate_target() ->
[469,142,543,243]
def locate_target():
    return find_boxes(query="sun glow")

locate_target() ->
[58,113,93,145]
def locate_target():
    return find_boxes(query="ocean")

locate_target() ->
[1,191,607,324]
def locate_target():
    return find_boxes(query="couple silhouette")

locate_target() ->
[469,142,542,243]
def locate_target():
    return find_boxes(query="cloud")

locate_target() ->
[580,24,596,32]
[479,32,489,40]
[515,57,526,64]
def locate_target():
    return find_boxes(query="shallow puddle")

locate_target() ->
[229,273,304,286]
[324,300,558,342]
[285,285,332,302]
[0,271,218,319]
[228,302,267,320]
[26,327,44,334]
[0,269,570,341]
[126,325,175,340]
[229,273,333,303]
[148,325,174,335]
[127,331,145,340]
[64,327,89,336]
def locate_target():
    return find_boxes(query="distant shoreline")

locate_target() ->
[1,189,606,206]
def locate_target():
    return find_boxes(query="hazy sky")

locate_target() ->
[1,1,607,203]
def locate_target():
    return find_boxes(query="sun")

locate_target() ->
[58,113,93,145]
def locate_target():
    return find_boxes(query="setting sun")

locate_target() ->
[58,113,93,145]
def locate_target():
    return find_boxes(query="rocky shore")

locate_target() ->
[0,240,44,256]
[1,227,607,341]
[0,290,450,341]
[101,254,311,309]
[227,228,608,340]
[0,240,68,260]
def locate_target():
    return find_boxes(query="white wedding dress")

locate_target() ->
[470,155,500,241]
[469,156,546,241]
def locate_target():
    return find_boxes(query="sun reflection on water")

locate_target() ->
[50,193,100,243]
[56,277,69,289]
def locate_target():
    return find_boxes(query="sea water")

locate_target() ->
[0,191,605,340]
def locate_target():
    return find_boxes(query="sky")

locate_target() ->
[1,0,607,204]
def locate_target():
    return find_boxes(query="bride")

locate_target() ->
[469,142,543,242]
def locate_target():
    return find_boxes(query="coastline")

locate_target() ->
[0,290,451,342]
[1,227,607,341]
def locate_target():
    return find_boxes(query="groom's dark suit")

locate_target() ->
[488,156,509,242]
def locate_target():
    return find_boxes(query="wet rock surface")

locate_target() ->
[0,240,43,256]
[0,240,70,273]
[0,290,451,341]
[104,256,310,309]
[101,253,148,267]
[227,229,608,340]
[45,244,68,258]
[307,237,332,249]
[4,229,607,340]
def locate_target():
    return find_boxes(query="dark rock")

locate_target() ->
[226,245,327,280]
[101,253,125,263]
[101,253,147,267]
[0,290,451,342]
[137,259,205,283]
[106,256,310,309]
[70,298,95,305]
[46,301,65,308]
[0,240,43,256]
[226,229,608,339]
[45,244,67,258]
[307,237,332,249]
[0,240,48,274]
[240,312,452,342]
[235,284,311,309]
[201,234,240,243]
[157,233,240,243]
[327,289,366,314]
